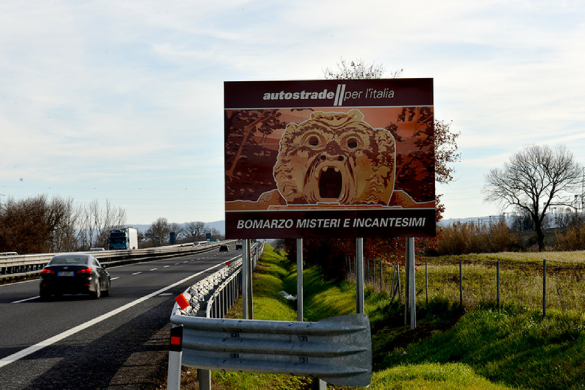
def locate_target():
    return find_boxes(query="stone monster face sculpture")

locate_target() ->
[274,110,396,206]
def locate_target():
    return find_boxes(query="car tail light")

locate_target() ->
[77,268,92,274]
[41,269,55,275]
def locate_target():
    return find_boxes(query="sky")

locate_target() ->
[1,0,584,225]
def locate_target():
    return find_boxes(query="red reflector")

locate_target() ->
[170,336,181,346]
[175,294,190,310]
[226,261,231,266]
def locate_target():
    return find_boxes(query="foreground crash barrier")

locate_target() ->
[169,313,372,387]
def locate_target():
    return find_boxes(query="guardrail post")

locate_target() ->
[198,369,211,390]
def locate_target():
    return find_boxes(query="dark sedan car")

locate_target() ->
[39,253,111,300]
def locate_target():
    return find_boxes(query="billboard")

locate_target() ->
[225,79,435,239]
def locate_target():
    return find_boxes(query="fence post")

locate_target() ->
[459,261,463,308]
[380,261,383,291]
[497,260,500,312]
[543,259,547,319]
[425,261,428,306]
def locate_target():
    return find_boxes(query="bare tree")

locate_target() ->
[169,222,185,243]
[204,226,222,240]
[484,144,583,251]
[48,197,82,252]
[77,199,127,250]
[0,195,52,254]
[323,58,401,80]
[184,221,206,240]
[146,217,170,246]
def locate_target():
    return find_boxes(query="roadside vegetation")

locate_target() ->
[168,243,585,389]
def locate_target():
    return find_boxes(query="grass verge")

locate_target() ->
[164,246,585,389]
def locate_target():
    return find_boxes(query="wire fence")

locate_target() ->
[345,256,585,318]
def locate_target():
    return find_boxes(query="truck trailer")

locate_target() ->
[108,228,138,250]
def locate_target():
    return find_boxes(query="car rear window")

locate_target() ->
[50,256,90,265]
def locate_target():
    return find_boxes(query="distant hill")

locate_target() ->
[129,220,225,236]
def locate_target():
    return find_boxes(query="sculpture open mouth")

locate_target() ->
[318,166,343,200]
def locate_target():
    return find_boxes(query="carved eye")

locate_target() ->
[347,138,358,149]
[309,136,319,146]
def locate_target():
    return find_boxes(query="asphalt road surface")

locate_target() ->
[0,245,241,389]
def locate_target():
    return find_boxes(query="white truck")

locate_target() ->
[108,228,138,250]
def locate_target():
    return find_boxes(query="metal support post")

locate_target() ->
[297,239,304,322]
[246,239,253,319]
[242,240,249,320]
[404,239,409,325]
[408,237,416,330]
[198,369,211,390]
[356,238,365,314]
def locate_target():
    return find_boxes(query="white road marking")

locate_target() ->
[150,268,157,271]
[11,296,40,304]
[0,261,228,369]
[132,272,142,275]
[111,277,120,281]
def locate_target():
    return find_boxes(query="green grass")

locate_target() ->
[369,363,514,390]
[173,246,585,389]
[380,306,585,390]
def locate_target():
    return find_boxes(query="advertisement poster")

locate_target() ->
[224,79,435,239]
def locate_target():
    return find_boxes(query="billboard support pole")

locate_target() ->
[242,239,249,319]
[407,237,416,329]
[297,238,326,390]
[404,238,409,325]
[356,238,365,314]
[297,239,304,322]
[246,239,253,319]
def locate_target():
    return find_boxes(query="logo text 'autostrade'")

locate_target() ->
[262,84,395,106]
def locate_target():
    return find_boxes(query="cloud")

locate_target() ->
[1,0,585,223]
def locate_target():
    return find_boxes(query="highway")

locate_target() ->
[0,245,240,389]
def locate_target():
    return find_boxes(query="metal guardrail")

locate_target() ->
[172,243,262,318]
[0,241,230,279]
[167,242,372,388]
[171,314,372,387]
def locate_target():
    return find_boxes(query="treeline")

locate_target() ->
[0,195,225,254]
[0,195,126,254]
[436,218,585,255]
[273,216,585,281]
[140,217,223,248]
